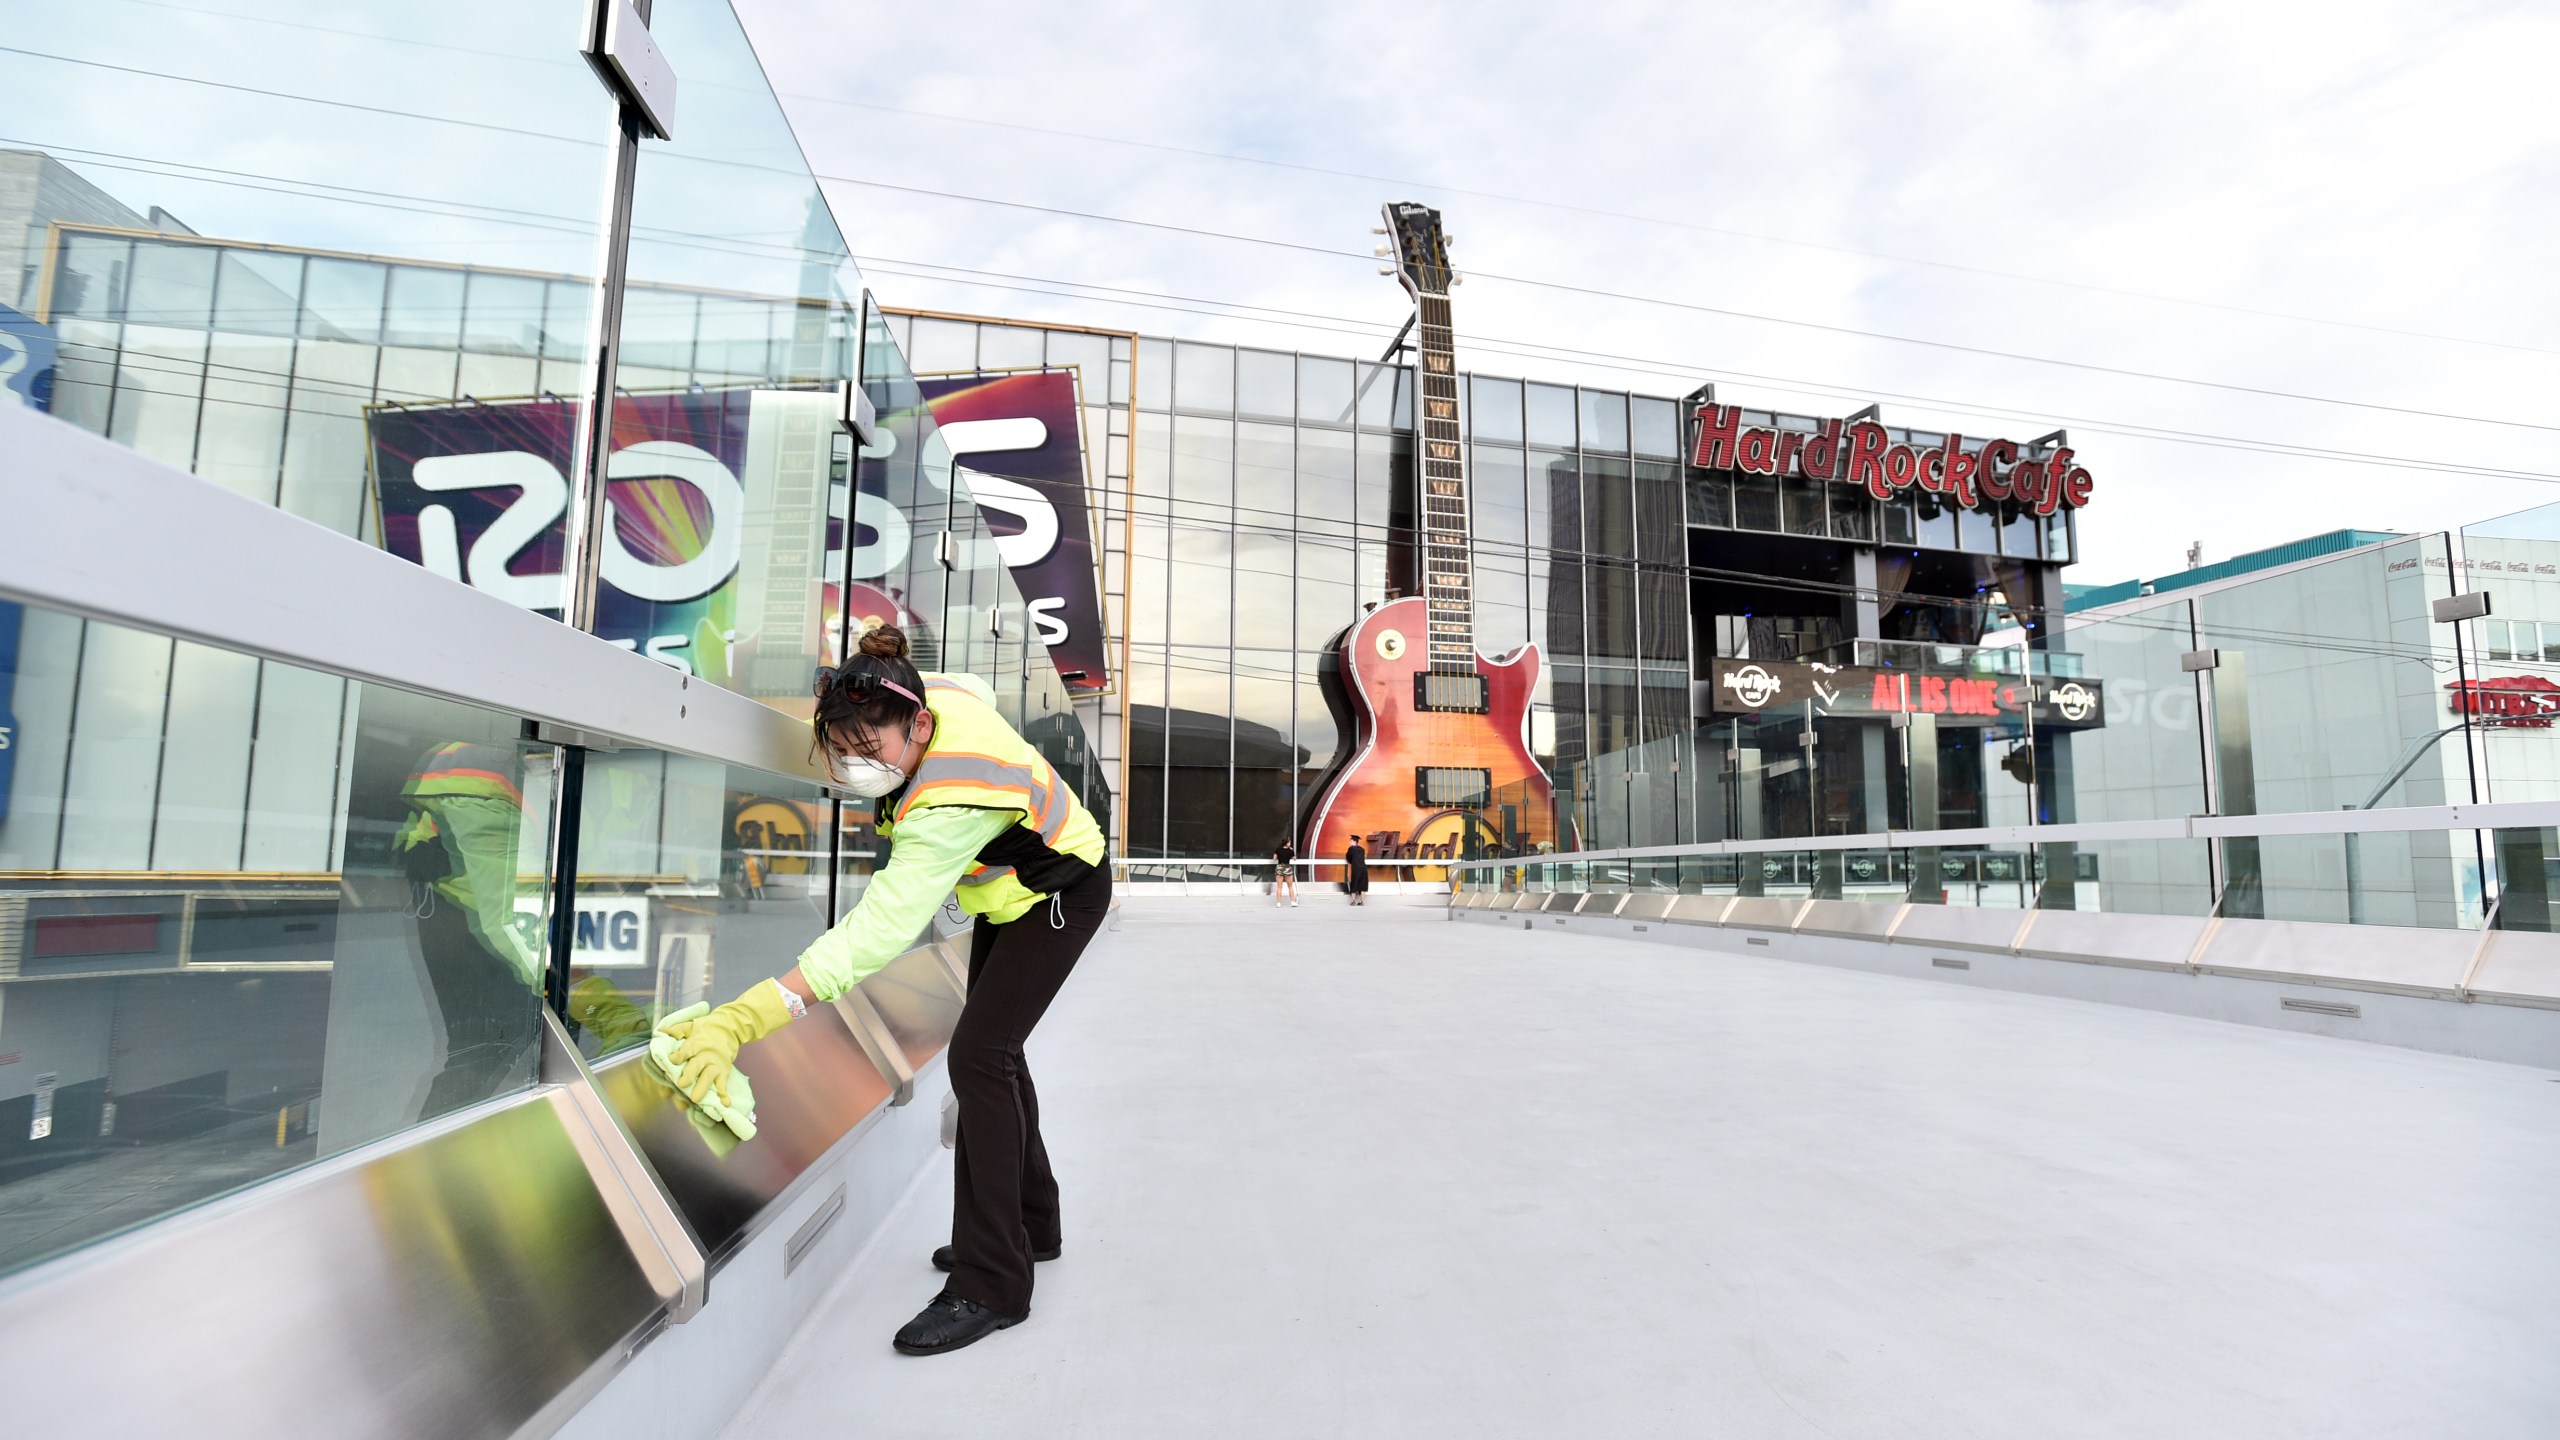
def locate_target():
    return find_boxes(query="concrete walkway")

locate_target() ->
[724,899,2560,1439]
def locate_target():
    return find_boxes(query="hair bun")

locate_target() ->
[856,624,909,660]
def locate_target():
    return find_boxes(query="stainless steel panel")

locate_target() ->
[0,1090,664,1440]
[1723,896,1808,933]
[593,999,894,1265]
[2014,909,2210,973]
[539,1009,707,1320]
[834,986,918,1105]
[2467,931,2560,1007]
[1888,905,2034,954]
[1665,895,1734,925]
[2195,917,2477,997]
[1795,898,1906,940]
[861,941,969,1074]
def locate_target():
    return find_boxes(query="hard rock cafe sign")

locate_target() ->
[1692,403,2095,515]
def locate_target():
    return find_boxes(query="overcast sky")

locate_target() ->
[737,0,2558,583]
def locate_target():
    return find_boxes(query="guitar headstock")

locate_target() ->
[1380,201,1451,299]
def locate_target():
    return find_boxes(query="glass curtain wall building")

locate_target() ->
[0,1,1087,1275]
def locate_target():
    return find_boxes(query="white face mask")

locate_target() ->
[836,755,907,798]
[834,724,920,798]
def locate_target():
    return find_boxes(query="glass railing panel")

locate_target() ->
[2458,501,2560,808]
[9,2,605,550]
[0,600,554,1276]
[562,751,837,1061]
[2192,534,2466,814]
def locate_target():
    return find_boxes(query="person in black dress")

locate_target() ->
[1343,837,1370,906]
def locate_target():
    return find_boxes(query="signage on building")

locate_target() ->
[2447,675,2560,728]
[0,304,53,411]
[1691,404,2094,514]
[513,895,651,967]
[1709,657,2105,729]
[916,371,1112,695]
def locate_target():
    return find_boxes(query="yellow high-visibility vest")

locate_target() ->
[882,674,1106,922]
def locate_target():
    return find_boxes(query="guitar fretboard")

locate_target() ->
[1414,292,1474,674]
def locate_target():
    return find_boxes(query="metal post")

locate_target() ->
[542,746,589,1024]
[561,0,656,634]
[1903,711,1942,904]
[2208,652,2261,919]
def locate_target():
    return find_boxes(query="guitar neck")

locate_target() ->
[1414,292,1474,672]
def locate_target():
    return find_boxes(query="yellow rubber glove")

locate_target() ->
[658,980,796,1107]
[568,976,653,1050]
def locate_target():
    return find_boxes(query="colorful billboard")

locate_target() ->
[368,389,844,693]
[917,370,1112,695]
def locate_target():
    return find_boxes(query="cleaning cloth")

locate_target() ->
[647,1003,760,1156]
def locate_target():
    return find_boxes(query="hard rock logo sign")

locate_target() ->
[1693,403,2095,515]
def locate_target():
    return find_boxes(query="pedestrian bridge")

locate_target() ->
[15,892,2554,1439]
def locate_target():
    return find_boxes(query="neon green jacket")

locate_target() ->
[795,673,1104,1001]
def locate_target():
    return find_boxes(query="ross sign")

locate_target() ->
[917,371,1111,694]
[370,390,854,689]
[1709,657,2104,729]
[1692,403,2093,514]
[0,304,53,411]
[2448,675,2560,729]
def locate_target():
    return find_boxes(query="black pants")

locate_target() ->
[946,863,1111,1316]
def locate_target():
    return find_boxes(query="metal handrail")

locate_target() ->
[1449,798,2560,870]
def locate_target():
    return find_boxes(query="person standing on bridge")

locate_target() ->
[1344,836,1370,906]
[655,626,1111,1356]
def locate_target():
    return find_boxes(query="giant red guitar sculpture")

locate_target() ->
[1301,203,1555,868]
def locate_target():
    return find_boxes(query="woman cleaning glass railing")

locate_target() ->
[653,625,1110,1356]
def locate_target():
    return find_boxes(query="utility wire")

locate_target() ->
[819,175,2560,435]
[6,42,2547,433]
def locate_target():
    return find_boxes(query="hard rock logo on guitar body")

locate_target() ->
[1300,203,1557,870]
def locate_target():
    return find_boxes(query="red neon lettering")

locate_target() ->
[1885,444,1920,491]
[2035,448,2075,516]
[1951,678,1999,716]
[1738,427,1780,475]
[1774,430,1806,475]
[1941,436,1980,507]
[1847,422,1892,498]
[2062,466,2093,509]
[1916,447,1945,493]
[1871,673,1902,711]
[1976,439,2017,502]
[1693,404,1743,470]
[1921,676,1949,713]
[2011,458,2047,511]
[1800,421,1842,481]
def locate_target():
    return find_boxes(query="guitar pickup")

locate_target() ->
[1414,672,1489,713]
[1415,767,1492,808]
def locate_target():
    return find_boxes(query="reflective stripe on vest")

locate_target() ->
[893,677,1104,889]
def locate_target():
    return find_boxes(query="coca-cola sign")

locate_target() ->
[1692,403,2094,514]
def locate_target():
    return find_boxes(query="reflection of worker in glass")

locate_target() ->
[397,741,543,1116]
[657,626,1110,1357]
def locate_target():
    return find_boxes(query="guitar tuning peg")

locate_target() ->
[1450,272,1464,286]
[1377,265,1396,276]
[1373,244,1391,258]
[1370,226,1388,235]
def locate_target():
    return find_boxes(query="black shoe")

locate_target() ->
[892,1292,1025,1355]
[933,1242,1061,1272]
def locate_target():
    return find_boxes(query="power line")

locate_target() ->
[0,45,596,148]
[777,92,2560,360]
[857,256,2560,485]
[817,174,2560,435]
[62,0,2557,361]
